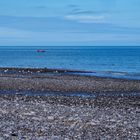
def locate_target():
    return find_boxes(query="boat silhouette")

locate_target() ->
[37,50,46,52]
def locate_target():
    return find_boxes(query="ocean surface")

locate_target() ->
[0,46,140,79]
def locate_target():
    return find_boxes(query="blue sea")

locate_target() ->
[0,46,140,79]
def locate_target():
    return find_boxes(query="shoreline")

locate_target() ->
[0,67,140,94]
[0,67,93,74]
[0,67,140,139]
[0,67,140,80]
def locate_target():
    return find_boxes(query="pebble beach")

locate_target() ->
[0,68,139,139]
[0,95,140,139]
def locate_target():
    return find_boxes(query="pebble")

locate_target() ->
[4,69,8,73]
[0,95,139,139]
[48,116,55,121]
[138,121,140,128]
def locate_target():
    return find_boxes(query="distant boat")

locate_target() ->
[37,50,46,53]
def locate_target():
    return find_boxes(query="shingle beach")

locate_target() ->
[0,68,139,139]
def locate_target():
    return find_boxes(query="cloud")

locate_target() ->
[67,3,109,15]
[35,6,47,9]
[65,15,105,23]
[0,26,140,46]
[67,4,109,23]
[67,4,78,8]
[71,9,109,15]
[71,10,95,15]
[1,14,140,35]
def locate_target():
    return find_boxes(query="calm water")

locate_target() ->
[0,46,140,79]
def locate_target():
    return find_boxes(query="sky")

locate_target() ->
[0,0,140,46]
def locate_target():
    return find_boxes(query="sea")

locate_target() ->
[0,46,140,80]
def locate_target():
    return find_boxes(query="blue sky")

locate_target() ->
[0,0,140,46]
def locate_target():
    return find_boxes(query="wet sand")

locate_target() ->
[0,67,140,139]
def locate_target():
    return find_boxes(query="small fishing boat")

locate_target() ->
[37,50,46,53]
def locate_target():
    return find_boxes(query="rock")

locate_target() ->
[11,133,18,140]
[4,69,8,73]
[138,121,140,128]
[47,116,55,121]
[0,94,139,139]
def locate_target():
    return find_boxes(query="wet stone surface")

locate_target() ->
[0,67,140,94]
[0,95,139,139]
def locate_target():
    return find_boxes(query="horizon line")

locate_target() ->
[0,45,140,47]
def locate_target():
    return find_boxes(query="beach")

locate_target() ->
[0,67,140,93]
[1,0,140,138]
[0,95,140,139]
[0,68,140,139]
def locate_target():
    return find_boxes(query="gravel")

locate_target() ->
[0,95,139,139]
[0,70,140,94]
[0,68,139,139]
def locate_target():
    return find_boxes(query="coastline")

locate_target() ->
[0,67,140,139]
[0,67,140,94]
